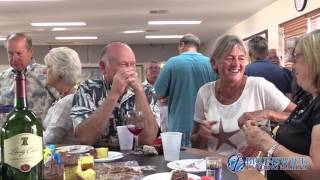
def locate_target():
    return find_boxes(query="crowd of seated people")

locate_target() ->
[1,29,320,180]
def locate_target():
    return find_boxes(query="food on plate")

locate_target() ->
[61,154,79,167]
[95,164,143,179]
[142,145,158,155]
[79,155,94,170]
[171,170,188,180]
[60,153,79,180]
[76,167,96,180]
[95,147,109,159]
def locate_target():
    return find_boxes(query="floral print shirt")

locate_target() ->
[70,76,160,147]
[0,60,57,120]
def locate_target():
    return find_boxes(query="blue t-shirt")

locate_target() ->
[245,59,292,94]
[154,51,218,147]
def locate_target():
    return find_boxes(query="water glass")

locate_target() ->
[206,156,222,180]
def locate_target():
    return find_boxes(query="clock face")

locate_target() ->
[295,0,307,12]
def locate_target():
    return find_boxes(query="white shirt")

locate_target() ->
[194,77,290,156]
[43,94,78,145]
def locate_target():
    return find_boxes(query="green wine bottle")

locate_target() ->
[1,71,43,180]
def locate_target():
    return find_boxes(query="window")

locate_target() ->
[279,8,320,62]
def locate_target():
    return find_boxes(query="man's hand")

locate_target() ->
[110,68,136,97]
[127,69,143,92]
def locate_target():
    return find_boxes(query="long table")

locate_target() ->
[106,147,265,180]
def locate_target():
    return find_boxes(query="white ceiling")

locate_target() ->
[0,0,276,45]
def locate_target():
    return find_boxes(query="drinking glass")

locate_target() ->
[206,156,222,180]
[125,110,144,154]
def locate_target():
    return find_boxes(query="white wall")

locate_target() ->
[0,43,178,66]
[203,0,320,55]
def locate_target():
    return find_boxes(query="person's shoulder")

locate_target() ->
[246,76,269,87]
[0,67,14,78]
[199,81,214,92]
[56,94,75,106]
[78,77,104,91]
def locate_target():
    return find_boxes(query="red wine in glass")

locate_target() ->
[127,125,143,136]
[125,111,144,154]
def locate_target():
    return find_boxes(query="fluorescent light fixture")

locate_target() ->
[31,22,86,27]
[0,37,6,41]
[55,36,98,40]
[122,30,145,34]
[148,21,201,25]
[145,35,183,39]
[51,27,67,31]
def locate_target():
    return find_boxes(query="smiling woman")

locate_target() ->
[191,34,295,156]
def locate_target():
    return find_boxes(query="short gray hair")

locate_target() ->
[180,33,200,48]
[6,32,32,49]
[44,47,82,86]
[247,36,268,56]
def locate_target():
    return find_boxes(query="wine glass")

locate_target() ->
[125,110,144,154]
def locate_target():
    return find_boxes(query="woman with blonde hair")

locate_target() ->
[43,47,82,144]
[191,34,296,155]
[243,29,320,179]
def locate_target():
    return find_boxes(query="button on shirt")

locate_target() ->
[70,76,160,147]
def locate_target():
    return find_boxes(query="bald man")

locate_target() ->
[70,42,160,146]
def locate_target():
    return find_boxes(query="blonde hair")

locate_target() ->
[296,29,320,91]
[210,34,247,74]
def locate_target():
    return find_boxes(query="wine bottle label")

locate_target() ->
[4,133,43,172]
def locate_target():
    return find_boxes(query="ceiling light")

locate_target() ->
[149,10,168,14]
[31,22,86,27]
[148,21,201,25]
[145,35,183,39]
[51,27,67,31]
[55,36,98,40]
[122,30,145,34]
[0,37,6,41]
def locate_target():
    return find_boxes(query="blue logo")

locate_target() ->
[227,153,245,173]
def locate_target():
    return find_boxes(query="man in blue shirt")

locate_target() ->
[245,36,292,96]
[154,34,218,147]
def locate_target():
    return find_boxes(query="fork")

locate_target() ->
[185,159,204,169]
[176,159,204,169]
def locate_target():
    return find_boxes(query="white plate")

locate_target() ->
[94,151,124,163]
[167,159,206,173]
[56,145,94,154]
[143,172,200,180]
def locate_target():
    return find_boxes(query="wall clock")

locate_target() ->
[295,0,307,12]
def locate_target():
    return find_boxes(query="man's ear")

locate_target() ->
[99,61,106,72]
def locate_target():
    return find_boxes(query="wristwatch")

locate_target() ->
[267,143,280,157]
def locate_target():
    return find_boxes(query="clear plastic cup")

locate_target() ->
[161,132,182,161]
[116,126,134,151]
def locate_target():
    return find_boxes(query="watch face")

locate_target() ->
[295,0,307,12]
